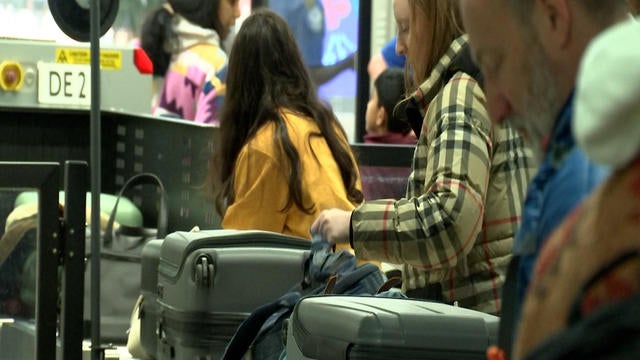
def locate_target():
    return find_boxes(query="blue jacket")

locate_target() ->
[381,38,406,69]
[512,92,609,319]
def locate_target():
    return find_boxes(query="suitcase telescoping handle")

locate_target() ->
[103,173,168,249]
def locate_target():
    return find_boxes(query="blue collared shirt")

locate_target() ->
[513,92,609,314]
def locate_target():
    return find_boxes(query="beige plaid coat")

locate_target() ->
[351,36,536,315]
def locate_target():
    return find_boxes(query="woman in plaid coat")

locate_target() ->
[312,0,535,315]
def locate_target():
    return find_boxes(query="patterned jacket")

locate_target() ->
[154,15,228,124]
[514,157,640,359]
[351,36,536,315]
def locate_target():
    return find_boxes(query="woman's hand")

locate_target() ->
[311,208,352,245]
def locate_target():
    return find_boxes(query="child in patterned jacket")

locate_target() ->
[140,0,240,124]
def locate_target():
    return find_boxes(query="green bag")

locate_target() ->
[13,192,143,310]
[14,191,143,227]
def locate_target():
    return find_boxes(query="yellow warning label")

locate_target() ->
[55,48,122,70]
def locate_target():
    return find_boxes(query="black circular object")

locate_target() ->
[48,0,120,42]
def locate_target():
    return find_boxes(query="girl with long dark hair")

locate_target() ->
[209,9,363,240]
[312,0,536,315]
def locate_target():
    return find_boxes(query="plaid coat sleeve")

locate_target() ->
[351,76,492,282]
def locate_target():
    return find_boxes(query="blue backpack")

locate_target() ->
[222,238,400,360]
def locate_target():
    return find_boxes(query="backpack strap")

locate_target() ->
[222,292,300,360]
[323,275,338,295]
[319,263,387,295]
[376,276,403,294]
[329,263,385,295]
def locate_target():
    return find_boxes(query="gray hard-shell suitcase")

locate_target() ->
[286,295,499,360]
[153,229,311,360]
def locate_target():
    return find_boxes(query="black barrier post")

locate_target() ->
[33,164,60,360]
[0,162,60,360]
[90,0,103,359]
[61,161,88,360]
[355,0,372,143]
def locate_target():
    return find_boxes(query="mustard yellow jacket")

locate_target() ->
[222,110,361,240]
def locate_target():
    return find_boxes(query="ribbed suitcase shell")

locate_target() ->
[286,295,499,360]
[154,229,310,359]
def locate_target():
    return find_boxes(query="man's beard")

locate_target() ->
[505,42,561,164]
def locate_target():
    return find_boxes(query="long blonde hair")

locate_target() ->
[407,0,464,87]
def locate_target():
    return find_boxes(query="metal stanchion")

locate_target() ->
[89,0,103,358]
